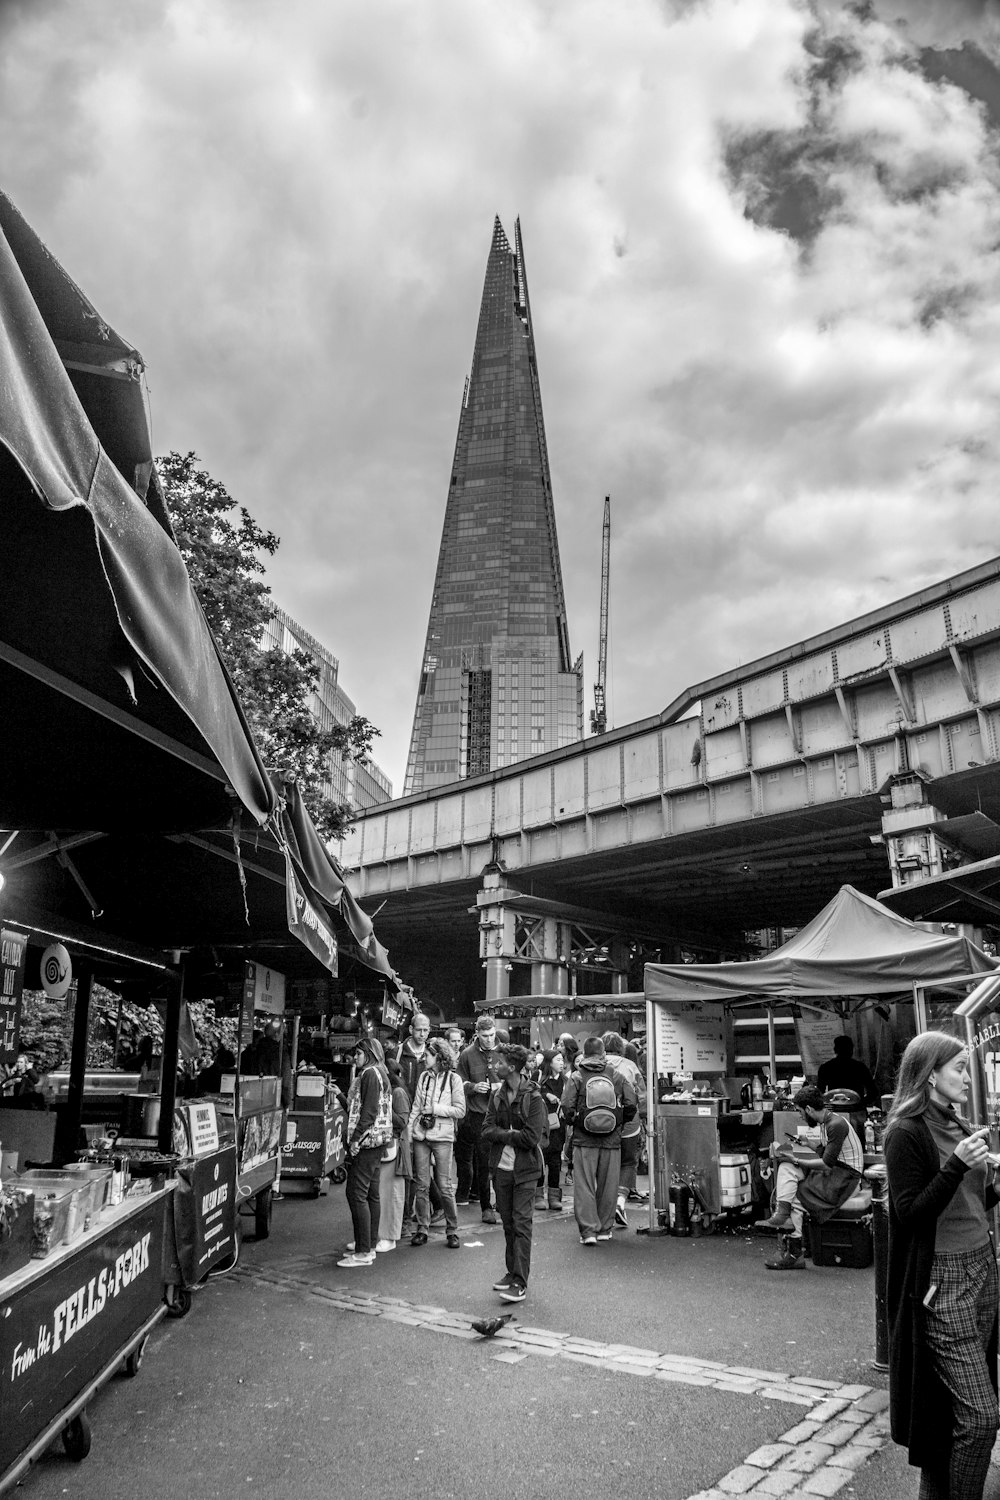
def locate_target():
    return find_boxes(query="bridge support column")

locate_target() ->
[531,917,569,996]
[484,956,510,1004]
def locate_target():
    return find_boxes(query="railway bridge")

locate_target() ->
[343,557,1000,1010]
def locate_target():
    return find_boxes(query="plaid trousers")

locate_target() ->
[918,1241,999,1500]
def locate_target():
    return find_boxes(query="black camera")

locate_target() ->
[419,1113,436,1131]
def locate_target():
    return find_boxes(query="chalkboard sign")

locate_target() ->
[654,1002,726,1075]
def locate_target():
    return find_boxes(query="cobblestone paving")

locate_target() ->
[234,1260,891,1499]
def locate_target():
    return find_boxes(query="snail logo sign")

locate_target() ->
[40,943,72,1000]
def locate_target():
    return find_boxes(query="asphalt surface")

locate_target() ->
[13,1180,1000,1500]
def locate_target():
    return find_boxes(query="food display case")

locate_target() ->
[217,1077,284,1240]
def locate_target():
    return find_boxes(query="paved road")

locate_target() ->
[14,1182,1000,1500]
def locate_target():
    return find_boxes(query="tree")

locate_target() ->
[157,451,380,840]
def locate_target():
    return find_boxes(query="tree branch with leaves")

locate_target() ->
[158,451,380,840]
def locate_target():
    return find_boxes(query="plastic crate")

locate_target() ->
[807,1210,873,1268]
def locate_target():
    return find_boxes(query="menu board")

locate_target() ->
[0,927,28,1067]
[654,1002,726,1074]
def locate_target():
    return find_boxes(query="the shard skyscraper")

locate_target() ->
[404,217,583,795]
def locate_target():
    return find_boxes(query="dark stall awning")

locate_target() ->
[0,192,397,986]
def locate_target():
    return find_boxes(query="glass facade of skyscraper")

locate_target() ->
[404,217,583,794]
[261,606,393,811]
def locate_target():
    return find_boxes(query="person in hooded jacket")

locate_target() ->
[885,1031,1000,1500]
[560,1035,637,1246]
[481,1044,548,1302]
[376,1057,412,1251]
[602,1031,646,1228]
[339,1036,393,1268]
[409,1037,466,1248]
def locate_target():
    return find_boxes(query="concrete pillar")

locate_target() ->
[484,957,509,1004]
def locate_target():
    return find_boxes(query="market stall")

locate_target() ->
[0,188,401,1485]
[641,885,999,1233]
[0,1184,173,1491]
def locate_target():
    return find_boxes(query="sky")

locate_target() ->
[4,0,1000,793]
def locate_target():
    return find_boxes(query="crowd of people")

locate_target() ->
[337,1011,647,1304]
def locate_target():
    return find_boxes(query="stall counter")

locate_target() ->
[0,1185,174,1492]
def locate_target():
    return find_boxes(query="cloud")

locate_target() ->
[3,0,1000,790]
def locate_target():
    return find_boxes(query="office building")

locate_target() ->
[261,606,393,810]
[404,216,583,794]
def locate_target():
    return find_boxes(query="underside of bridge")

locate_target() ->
[355,795,895,1011]
[347,557,1000,1016]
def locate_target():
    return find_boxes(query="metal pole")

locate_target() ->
[766,1008,777,1086]
[158,961,184,1154]
[867,1164,889,1371]
[59,963,92,1164]
[647,996,657,1233]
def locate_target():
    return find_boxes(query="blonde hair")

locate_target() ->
[885,1031,964,1136]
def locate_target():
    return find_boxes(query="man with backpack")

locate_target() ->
[481,1044,548,1303]
[560,1035,637,1246]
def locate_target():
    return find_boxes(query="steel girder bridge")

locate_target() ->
[342,557,1000,1011]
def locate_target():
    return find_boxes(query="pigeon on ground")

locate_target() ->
[470,1313,515,1338]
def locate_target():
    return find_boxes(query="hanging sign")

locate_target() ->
[40,942,72,1000]
[245,961,286,1017]
[654,1002,726,1075]
[238,964,257,1057]
[0,927,28,1067]
[381,995,404,1028]
[794,1014,846,1078]
[284,856,338,976]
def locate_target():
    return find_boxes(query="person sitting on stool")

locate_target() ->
[762,1083,865,1270]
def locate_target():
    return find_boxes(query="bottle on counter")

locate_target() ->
[751,1074,764,1105]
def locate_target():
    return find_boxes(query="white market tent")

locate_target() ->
[637,886,999,1231]
[644,885,998,1005]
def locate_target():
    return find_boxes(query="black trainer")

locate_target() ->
[498,1280,526,1303]
[492,1272,514,1290]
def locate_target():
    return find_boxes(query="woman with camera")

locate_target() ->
[408,1037,466,1249]
[885,1031,1000,1500]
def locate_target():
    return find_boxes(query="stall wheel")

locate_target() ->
[330,1166,347,1186]
[62,1411,92,1462]
[166,1285,192,1319]
[124,1335,148,1377]
[254,1185,273,1239]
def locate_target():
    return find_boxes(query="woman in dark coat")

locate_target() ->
[885,1030,1000,1500]
[537,1050,567,1210]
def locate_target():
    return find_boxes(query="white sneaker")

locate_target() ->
[345,1241,355,1252]
[375,1239,396,1252]
[337,1251,375,1267]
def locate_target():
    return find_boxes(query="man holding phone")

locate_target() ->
[761,1083,865,1270]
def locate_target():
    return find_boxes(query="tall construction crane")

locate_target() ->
[590,496,611,736]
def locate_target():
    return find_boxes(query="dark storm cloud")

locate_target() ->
[4,0,1000,789]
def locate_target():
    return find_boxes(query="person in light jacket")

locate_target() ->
[408,1038,466,1249]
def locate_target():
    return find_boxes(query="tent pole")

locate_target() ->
[646,996,657,1233]
[767,1009,777,1085]
[964,1013,985,1127]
